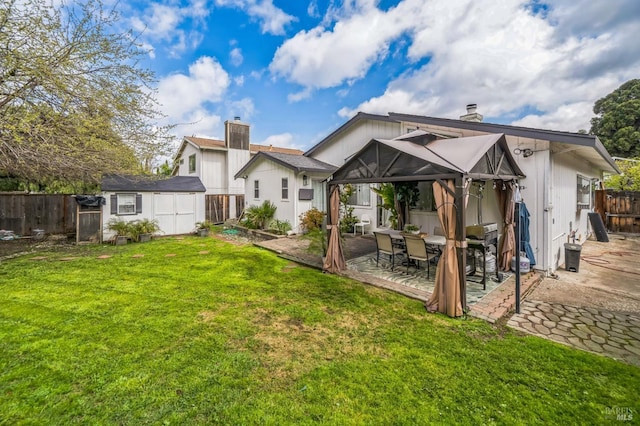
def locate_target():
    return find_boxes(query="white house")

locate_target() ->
[172,118,303,221]
[101,174,206,240]
[302,106,619,274]
[234,151,336,231]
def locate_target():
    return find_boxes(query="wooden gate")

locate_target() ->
[205,194,245,224]
[595,190,640,233]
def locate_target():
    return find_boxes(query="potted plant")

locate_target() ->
[106,218,131,245]
[195,220,213,237]
[131,218,160,242]
[404,224,421,235]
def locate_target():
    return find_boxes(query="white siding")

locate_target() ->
[175,143,200,177]
[201,150,227,194]
[244,161,297,229]
[550,153,600,270]
[312,119,400,166]
[227,148,250,195]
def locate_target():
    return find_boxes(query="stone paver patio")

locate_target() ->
[508,300,640,367]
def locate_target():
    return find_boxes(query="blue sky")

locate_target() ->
[119,0,640,153]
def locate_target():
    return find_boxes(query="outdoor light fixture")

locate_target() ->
[514,148,534,158]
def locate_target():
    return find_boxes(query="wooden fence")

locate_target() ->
[0,193,76,236]
[595,189,640,233]
[205,194,244,224]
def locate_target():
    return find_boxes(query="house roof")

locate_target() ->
[101,175,206,192]
[329,132,525,184]
[234,151,337,179]
[185,136,226,150]
[250,144,304,155]
[304,111,619,173]
[388,112,619,173]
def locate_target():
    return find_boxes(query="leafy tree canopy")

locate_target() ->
[0,0,174,191]
[590,79,640,159]
[605,159,640,191]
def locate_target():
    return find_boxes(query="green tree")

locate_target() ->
[590,79,640,158]
[0,0,174,190]
[605,159,640,191]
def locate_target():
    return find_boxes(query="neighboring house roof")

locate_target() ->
[304,111,619,173]
[101,175,206,192]
[234,151,337,179]
[250,144,304,155]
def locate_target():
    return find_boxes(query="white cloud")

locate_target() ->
[130,1,211,57]
[270,1,412,89]
[234,75,245,86]
[288,87,312,102]
[157,57,230,132]
[510,102,594,132]
[258,133,300,149]
[215,0,296,35]
[228,98,255,120]
[331,0,640,132]
[230,47,244,66]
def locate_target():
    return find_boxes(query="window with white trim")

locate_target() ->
[254,180,259,199]
[347,184,371,206]
[188,154,196,173]
[282,178,289,200]
[118,193,136,215]
[577,175,592,209]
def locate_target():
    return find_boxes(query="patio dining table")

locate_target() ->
[378,229,446,247]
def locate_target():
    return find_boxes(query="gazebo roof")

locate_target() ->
[329,132,525,184]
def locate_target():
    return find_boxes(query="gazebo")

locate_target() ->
[323,131,525,317]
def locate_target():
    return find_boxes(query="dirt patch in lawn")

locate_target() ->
[244,310,386,380]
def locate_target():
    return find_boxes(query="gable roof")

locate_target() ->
[234,151,337,179]
[304,111,619,173]
[329,132,525,184]
[101,175,206,192]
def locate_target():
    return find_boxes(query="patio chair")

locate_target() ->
[374,232,405,271]
[353,214,371,235]
[403,234,439,279]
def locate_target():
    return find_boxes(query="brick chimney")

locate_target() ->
[460,103,483,122]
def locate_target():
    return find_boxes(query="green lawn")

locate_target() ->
[0,236,638,424]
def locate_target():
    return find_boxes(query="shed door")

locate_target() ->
[154,193,176,235]
[175,193,196,234]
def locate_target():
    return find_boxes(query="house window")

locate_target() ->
[412,182,436,212]
[303,175,308,186]
[577,175,592,209]
[117,193,136,215]
[282,178,289,200]
[347,184,371,206]
[188,154,196,173]
[254,180,259,199]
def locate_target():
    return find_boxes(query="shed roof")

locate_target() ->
[234,151,337,179]
[329,132,525,184]
[101,175,206,192]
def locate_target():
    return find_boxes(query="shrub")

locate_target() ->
[244,201,277,230]
[299,208,325,232]
[269,219,292,235]
[106,218,131,237]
